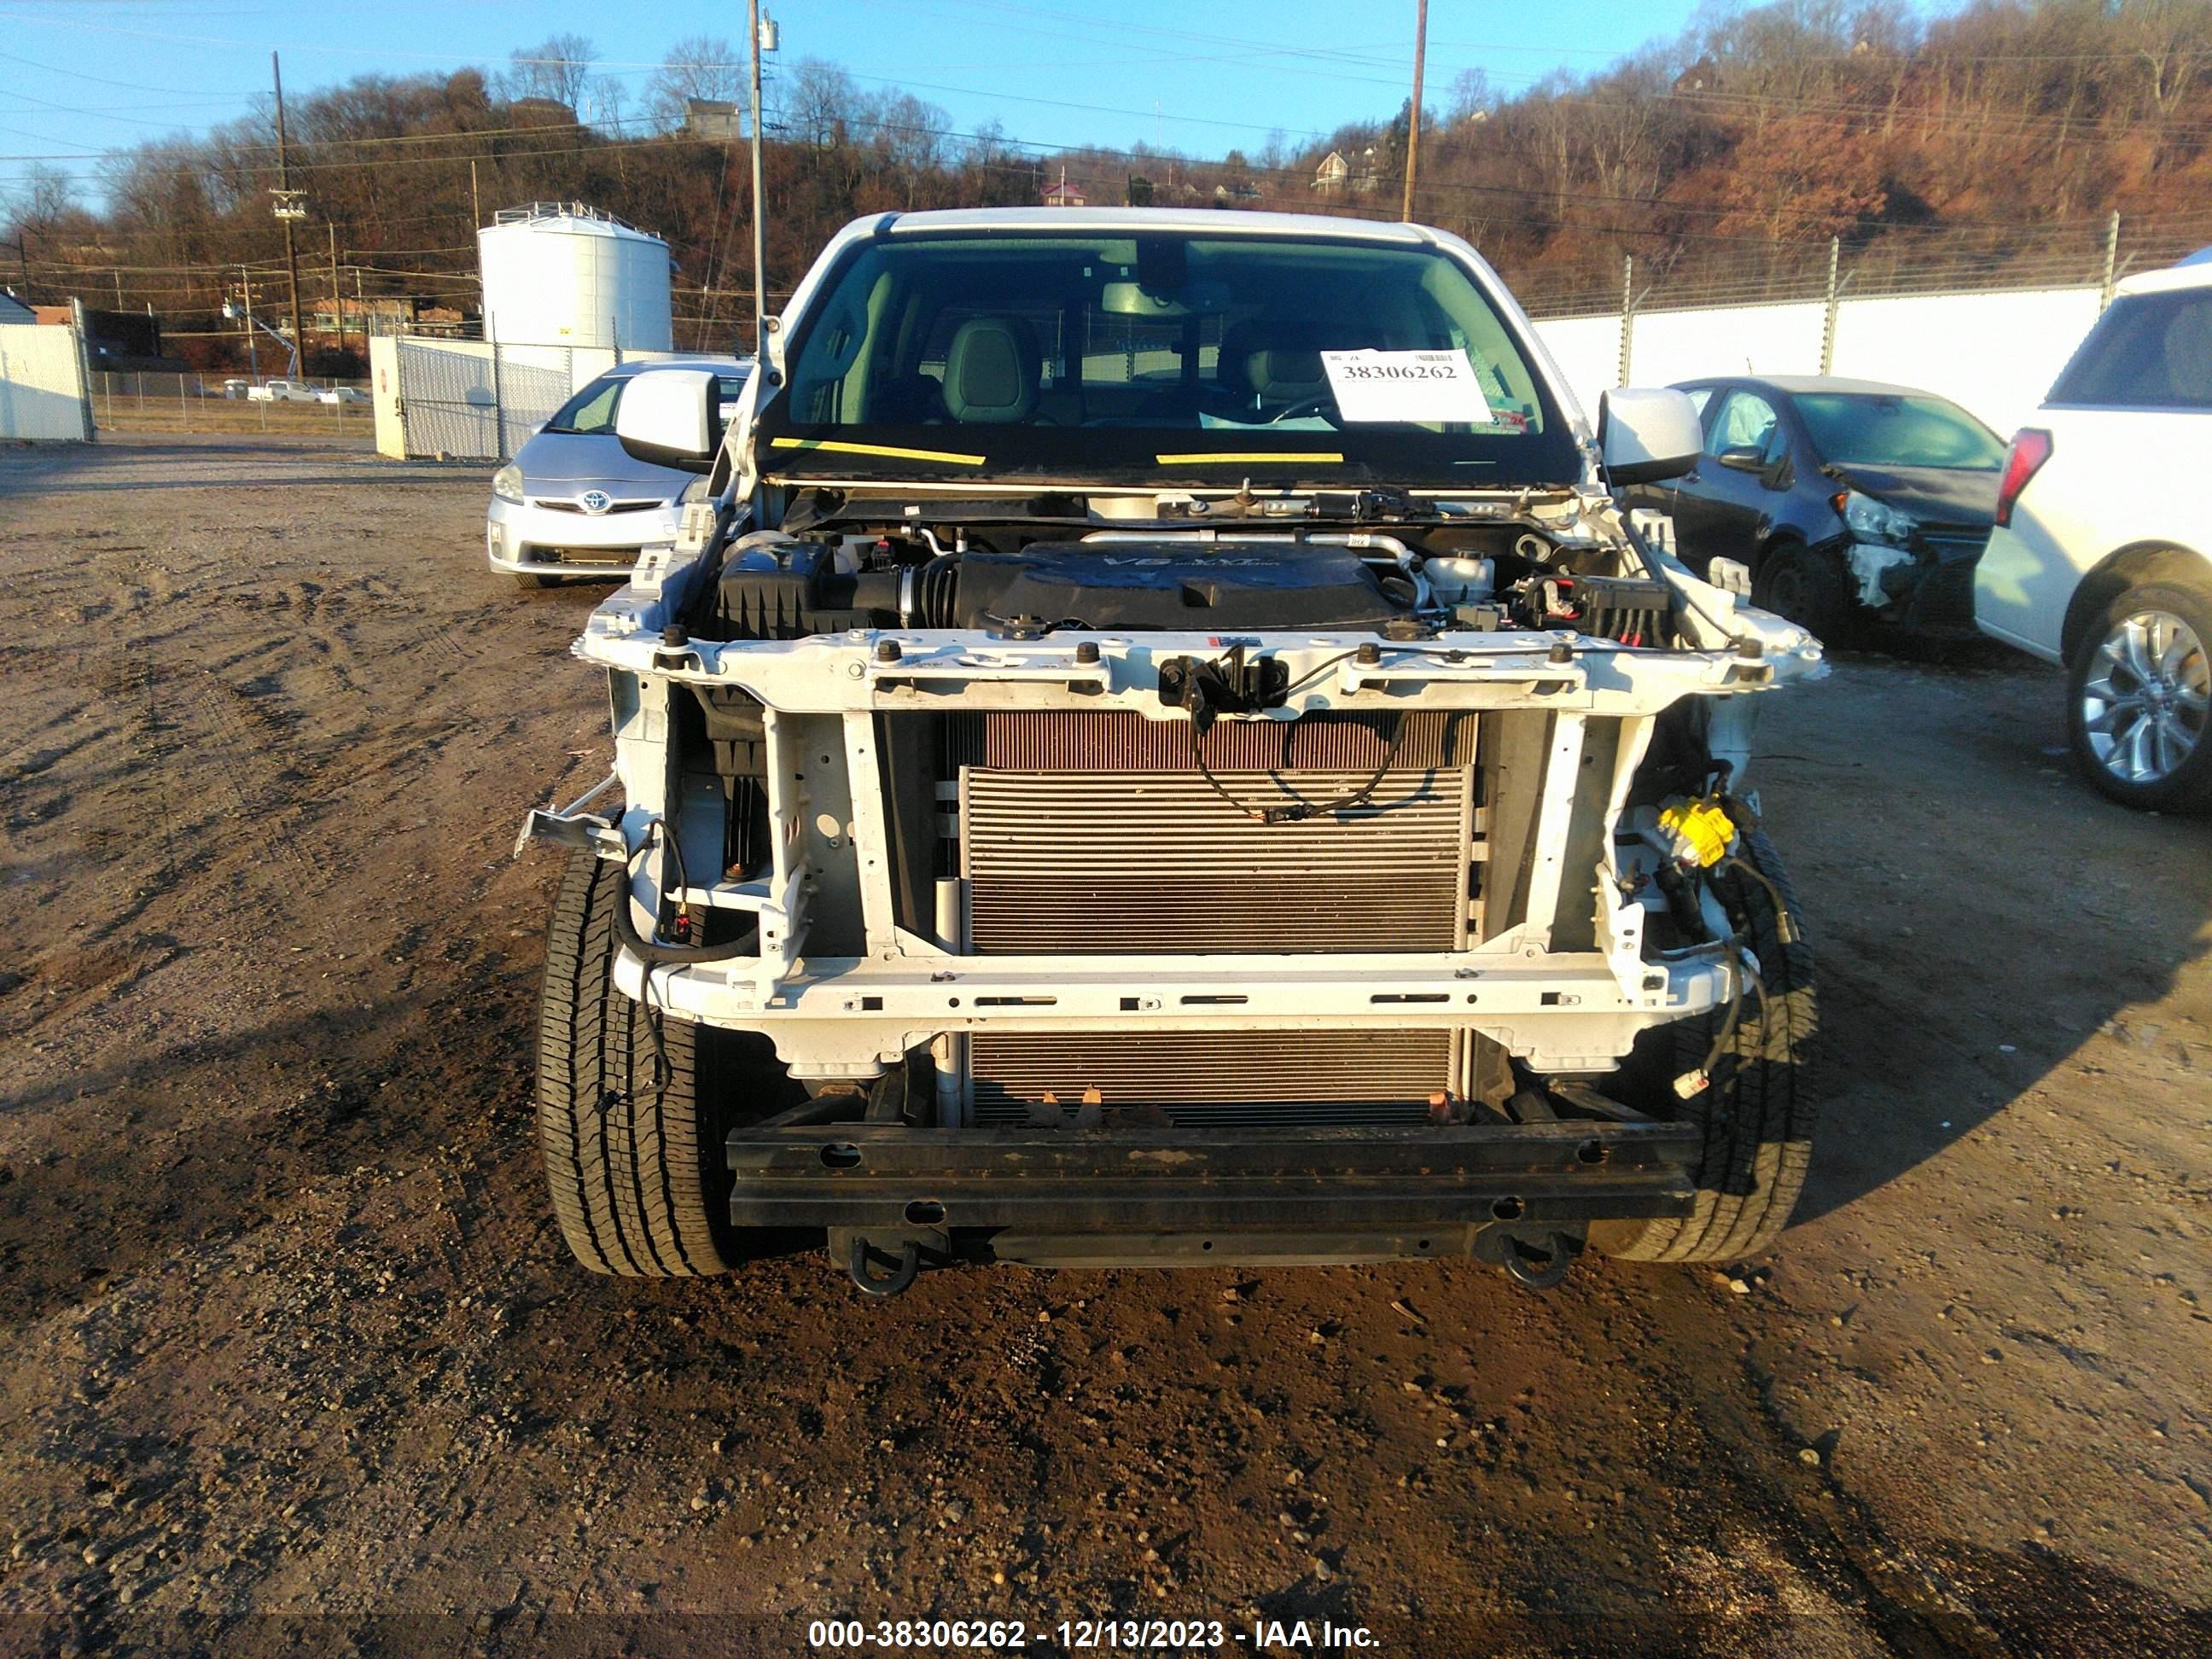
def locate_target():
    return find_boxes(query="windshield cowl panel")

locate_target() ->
[755,229,1582,492]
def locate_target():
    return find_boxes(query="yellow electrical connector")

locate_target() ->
[1658,797,1737,867]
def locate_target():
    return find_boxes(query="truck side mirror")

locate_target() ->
[615,370,716,472]
[1598,388,1703,485]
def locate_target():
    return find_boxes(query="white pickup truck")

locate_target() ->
[517,207,1827,1295]
[245,378,320,404]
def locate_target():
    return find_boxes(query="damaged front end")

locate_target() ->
[522,480,1820,1288]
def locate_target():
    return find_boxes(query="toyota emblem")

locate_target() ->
[579,490,611,515]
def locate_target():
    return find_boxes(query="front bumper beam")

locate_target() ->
[726,1118,1700,1243]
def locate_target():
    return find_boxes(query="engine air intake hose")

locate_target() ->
[911,554,961,628]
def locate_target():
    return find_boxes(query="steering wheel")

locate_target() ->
[1267,395,1336,425]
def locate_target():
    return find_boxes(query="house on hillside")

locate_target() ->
[1042,166,1086,207]
[686,99,742,141]
[509,96,577,125]
[1313,148,1383,195]
[1674,55,1720,95]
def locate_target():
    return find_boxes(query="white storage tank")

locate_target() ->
[477,202,673,351]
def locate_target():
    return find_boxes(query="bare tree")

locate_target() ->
[1447,67,1495,125]
[4,164,79,236]
[647,35,747,132]
[508,34,596,112]
[585,76,626,133]
[780,57,861,149]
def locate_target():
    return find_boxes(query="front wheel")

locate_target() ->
[2066,579,2212,814]
[1592,830,1819,1263]
[514,572,559,591]
[1752,540,1854,644]
[536,849,795,1276]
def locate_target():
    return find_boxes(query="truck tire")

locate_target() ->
[2065,579,2212,815]
[1592,829,1819,1263]
[536,848,766,1276]
[515,573,559,591]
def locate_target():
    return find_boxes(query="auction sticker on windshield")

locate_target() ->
[1320,348,1493,424]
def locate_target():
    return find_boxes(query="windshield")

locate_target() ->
[760,230,1580,488]
[547,369,748,435]
[2047,288,2212,410]
[1793,392,2004,470]
[544,375,622,434]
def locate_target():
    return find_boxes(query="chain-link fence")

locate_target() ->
[89,373,375,438]
[395,341,575,462]
[1510,212,2210,323]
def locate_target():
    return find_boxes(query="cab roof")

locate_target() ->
[878,206,1439,246]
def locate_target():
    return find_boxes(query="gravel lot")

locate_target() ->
[2,435,2207,1656]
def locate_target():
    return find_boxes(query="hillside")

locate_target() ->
[7,0,2212,370]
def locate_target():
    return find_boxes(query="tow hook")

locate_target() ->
[1499,1230,1580,1291]
[846,1237,922,1298]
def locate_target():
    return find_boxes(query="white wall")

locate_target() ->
[1529,316,1620,426]
[370,335,404,458]
[1827,288,2102,436]
[1631,300,1827,390]
[0,323,92,441]
[1532,284,2103,439]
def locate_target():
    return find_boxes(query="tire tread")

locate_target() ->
[1595,829,1819,1263]
[535,849,732,1277]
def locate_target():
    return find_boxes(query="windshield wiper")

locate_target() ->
[781,488,1097,533]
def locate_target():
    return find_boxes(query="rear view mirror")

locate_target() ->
[1598,388,1703,485]
[615,370,716,471]
[1715,445,1765,473]
[1098,279,1231,317]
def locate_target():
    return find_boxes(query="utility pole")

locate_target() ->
[241,265,259,381]
[271,53,306,369]
[328,223,344,360]
[469,159,481,229]
[1400,0,1428,222]
[748,0,775,355]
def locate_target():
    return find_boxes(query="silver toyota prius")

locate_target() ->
[486,358,750,590]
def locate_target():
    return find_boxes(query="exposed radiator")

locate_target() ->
[951,711,1478,1124]
[969,1030,1454,1128]
[962,766,1470,953]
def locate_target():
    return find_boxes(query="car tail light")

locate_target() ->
[1995,429,2052,527]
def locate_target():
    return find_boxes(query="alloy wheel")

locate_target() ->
[2080,608,2209,785]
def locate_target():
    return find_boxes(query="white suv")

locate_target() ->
[1975,254,2212,812]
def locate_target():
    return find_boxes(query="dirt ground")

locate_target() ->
[2,434,2207,1656]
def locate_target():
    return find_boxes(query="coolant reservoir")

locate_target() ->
[1423,556,1494,607]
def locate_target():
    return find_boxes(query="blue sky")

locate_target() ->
[0,0,1707,202]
